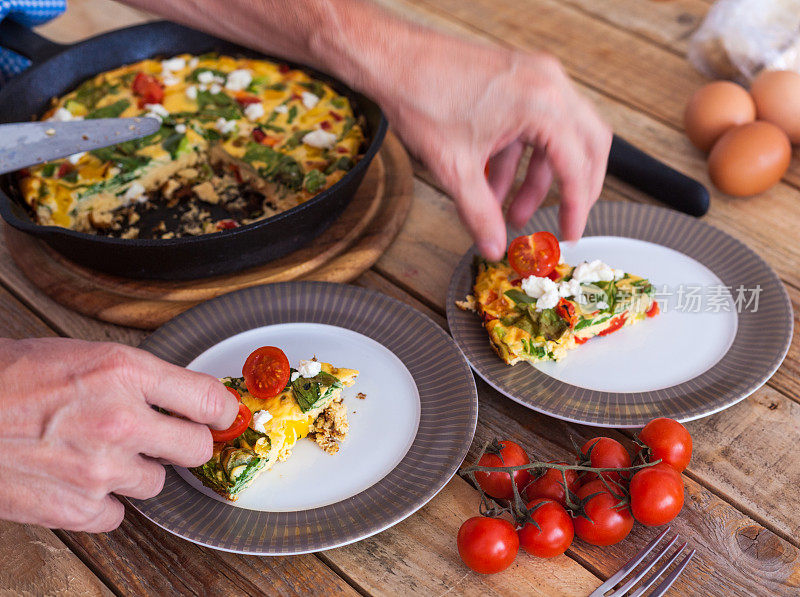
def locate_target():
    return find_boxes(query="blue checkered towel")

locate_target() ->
[0,0,67,85]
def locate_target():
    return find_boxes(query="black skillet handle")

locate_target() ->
[0,18,68,64]
[607,134,710,217]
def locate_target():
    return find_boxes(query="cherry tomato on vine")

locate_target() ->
[580,437,631,484]
[573,481,634,546]
[517,498,574,558]
[242,346,291,399]
[524,462,580,508]
[457,516,519,574]
[638,418,693,473]
[507,232,561,278]
[629,463,685,526]
[474,440,531,500]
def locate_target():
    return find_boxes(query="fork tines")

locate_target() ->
[589,527,696,597]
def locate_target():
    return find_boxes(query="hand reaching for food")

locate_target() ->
[0,338,238,532]
[120,0,612,260]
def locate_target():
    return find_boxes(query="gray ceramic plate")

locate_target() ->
[130,282,478,554]
[446,202,793,428]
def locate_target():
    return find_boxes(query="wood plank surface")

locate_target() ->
[2,0,799,595]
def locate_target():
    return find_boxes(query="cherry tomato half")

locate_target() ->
[573,481,634,546]
[507,232,560,278]
[474,440,531,500]
[524,462,580,508]
[457,516,519,574]
[242,346,291,399]
[638,418,692,473]
[210,401,252,443]
[629,463,685,526]
[518,498,574,558]
[646,301,660,318]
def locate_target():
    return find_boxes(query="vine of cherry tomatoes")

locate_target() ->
[456,418,692,574]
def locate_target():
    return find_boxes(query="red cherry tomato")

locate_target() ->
[242,346,291,399]
[524,462,580,508]
[629,463,685,526]
[474,440,531,500]
[507,232,560,278]
[457,516,519,574]
[573,481,634,546]
[646,301,660,318]
[517,498,574,558]
[132,72,164,107]
[597,313,628,336]
[210,401,252,443]
[580,437,631,484]
[638,418,692,473]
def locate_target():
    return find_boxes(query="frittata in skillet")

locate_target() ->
[193,346,357,501]
[458,232,658,366]
[18,54,364,239]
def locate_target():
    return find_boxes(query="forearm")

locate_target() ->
[121,0,434,105]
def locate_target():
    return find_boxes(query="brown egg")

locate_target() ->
[708,121,791,196]
[684,81,756,152]
[750,70,800,143]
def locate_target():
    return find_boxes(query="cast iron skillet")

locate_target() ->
[0,20,388,279]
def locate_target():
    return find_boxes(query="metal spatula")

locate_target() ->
[0,118,161,175]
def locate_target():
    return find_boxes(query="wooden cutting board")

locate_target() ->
[6,131,413,329]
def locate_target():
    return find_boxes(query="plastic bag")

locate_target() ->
[688,0,800,84]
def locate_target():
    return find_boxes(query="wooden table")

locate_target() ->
[3,1,799,594]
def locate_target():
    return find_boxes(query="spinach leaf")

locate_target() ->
[501,305,568,341]
[324,156,354,174]
[74,80,119,110]
[299,80,326,98]
[287,105,298,124]
[162,133,187,158]
[303,169,327,193]
[574,314,611,331]
[85,99,130,119]
[41,163,57,177]
[61,170,79,183]
[330,97,346,109]
[292,377,322,412]
[291,371,343,412]
[243,142,304,190]
[504,289,536,304]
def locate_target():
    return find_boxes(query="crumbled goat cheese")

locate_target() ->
[572,260,619,284]
[185,85,198,100]
[215,118,237,135]
[298,359,322,378]
[48,107,82,122]
[161,57,186,72]
[251,410,273,433]
[302,129,337,149]
[174,123,187,134]
[244,103,265,121]
[290,371,300,382]
[274,104,288,114]
[225,69,253,92]
[144,103,169,122]
[67,152,86,165]
[301,91,319,109]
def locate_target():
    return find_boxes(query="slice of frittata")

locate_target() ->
[463,255,658,366]
[191,361,357,501]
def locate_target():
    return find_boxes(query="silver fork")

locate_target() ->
[589,527,696,597]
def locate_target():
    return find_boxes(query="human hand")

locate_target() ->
[0,338,238,532]
[369,39,611,260]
